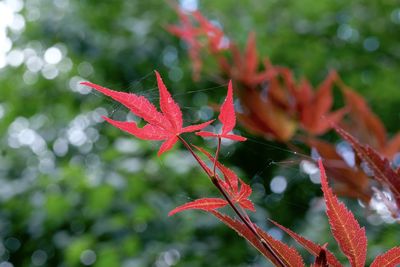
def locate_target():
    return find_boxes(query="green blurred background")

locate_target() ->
[0,0,399,266]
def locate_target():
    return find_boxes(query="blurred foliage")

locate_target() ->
[0,0,399,266]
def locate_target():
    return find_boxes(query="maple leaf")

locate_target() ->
[167,10,203,80]
[168,198,228,216]
[211,210,304,267]
[238,85,298,141]
[293,70,347,135]
[194,146,255,212]
[168,9,226,80]
[262,63,296,112]
[81,71,213,156]
[370,247,400,267]
[197,81,246,141]
[334,125,400,211]
[191,11,226,53]
[242,32,258,81]
[270,219,343,267]
[219,33,272,86]
[318,159,367,267]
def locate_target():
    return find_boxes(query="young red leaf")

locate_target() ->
[102,117,169,140]
[168,198,228,216]
[234,181,255,212]
[197,81,246,142]
[193,146,238,190]
[311,71,337,118]
[217,160,239,193]
[81,81,168,128]
[182,121,216,133]
[319,160,367,267]
[298,71,347,135]
[194,146,255,211]
[237,84,297,141]
[370,247,400,267]
[191,11,225,53]
[271,68,345,135]
[334,125,400,209]
[219,80,236,135]
[244,32,258,78]
[168,9,226,79]
[158,136,179,156]
[167,10,203,80]
[270,219,343,267]
[155,71,182,131]
[82,71,214,156]
[311,245,329,267]
[210,211,304,267]
[224,34,272,86]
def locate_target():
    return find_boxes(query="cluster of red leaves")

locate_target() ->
[168,146,256,216]
[271,160,400,267]
[169,8,400,217]
[168,82,252,216]
[83,73,399,265]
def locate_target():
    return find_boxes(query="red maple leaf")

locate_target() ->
[167,10,203,80]
[168,197,228,216]
[370,247,400,267]
[319,160,367,267]
[167,9,226,80]
[81,71,213,156]
[217,164,255,211]
[197,81,246,141]
[287,70,348,135]
[191,11,225,53]
[194,146,255,211]
[217,33,272,86]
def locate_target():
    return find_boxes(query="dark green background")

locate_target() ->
[0,0,399,266]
